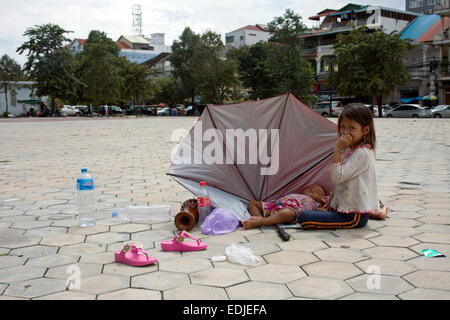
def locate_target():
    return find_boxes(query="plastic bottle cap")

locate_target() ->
[81,168,88,172]
[112,211,118,218]
[200,182,206,186]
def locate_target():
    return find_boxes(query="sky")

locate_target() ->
[0,0,404,67]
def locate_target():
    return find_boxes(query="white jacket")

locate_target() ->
[329,145,380,214]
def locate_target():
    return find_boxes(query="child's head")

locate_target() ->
[338,103,376,150]
[303,184,326,204]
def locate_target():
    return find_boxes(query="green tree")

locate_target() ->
[0,54,23,116]
[78,30,122,109]
[16,23,77,112]
[150,75,186,105]
[192,31,239,104]
[118,57,151,105]
[169,27,201,105]
[267,9,307,47]
[231,9,314,100]
[331,26,413,116]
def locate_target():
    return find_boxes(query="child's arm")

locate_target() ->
[330,148,371,184]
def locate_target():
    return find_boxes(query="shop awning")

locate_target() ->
[17,100,41,104]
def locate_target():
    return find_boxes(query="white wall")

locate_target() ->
[225,29,270,48]
[0,82,38,115]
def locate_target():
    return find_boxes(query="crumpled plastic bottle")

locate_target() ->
[211,243,262,266]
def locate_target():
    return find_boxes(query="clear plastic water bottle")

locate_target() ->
[76,168,96,227]
[112,205,171,223]
[198,181,211,224]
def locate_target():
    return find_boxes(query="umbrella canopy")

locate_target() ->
[168,93,338,220]
[422,94,438,101]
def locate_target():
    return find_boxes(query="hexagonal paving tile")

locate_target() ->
[235,241,281,256]
[79,251,116,264]
[264,250,318,266]
[414,232,450,244]
[23,227,68,238]
[68,225,110,235]
[74,274,130,295]
[376,226,422,237]
[363,246,418,261]
[398,288,450,300]
[409,243,450,257]
[158,257,212,274]
[190,268,249,287]
[86,232,130,245]
[332,227,380,239]
[247,264,306,284]
[45,263,102,280]
[39,233,85,247]
[25,254,79,268]
[403,270,450,291]
[287,277,354,300]
[109,223,151,233]
[226,281,292,300]
[103,261,157,276]
[339,293,399,300]
[355,258,417,276]
[278,239,328,252]
[368,235,420,247]
[164,284,228,300]
[292,230,337,241]
[98,288,161,300]
[302,261,363,280]
[33,291,96,300]
[0,229,40,249]
[132,271,190,291]
[4,278,67,299]
[346,274,414,295]
[324,238,375,250]
[0,255,26,269]
[57,242,106,256]
[9,245,57,259]
[0,265,46,283]
[314,248,370,263]
[407,256,450,272]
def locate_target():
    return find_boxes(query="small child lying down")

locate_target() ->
[242,184,326,230]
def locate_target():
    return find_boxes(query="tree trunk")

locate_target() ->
[376,95,383,118]
[3,84,8,116]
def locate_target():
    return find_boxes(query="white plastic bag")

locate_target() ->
[224,244,262,266]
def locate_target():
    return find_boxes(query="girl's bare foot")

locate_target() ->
[371,206,388,220]
[242,217,262,230]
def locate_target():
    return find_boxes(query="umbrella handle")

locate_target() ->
[276,225,290,241]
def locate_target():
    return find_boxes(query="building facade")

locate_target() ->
[406,0,441,14]
[302,3,419,102]
[225,25,271,49]
[0,82,43,115]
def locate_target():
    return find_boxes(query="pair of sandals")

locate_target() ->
[115,231,208,267]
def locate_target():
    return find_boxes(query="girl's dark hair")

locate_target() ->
[338,103,376,150]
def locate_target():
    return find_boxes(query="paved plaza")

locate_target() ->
[0,116,449,300]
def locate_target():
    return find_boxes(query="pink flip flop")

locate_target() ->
[161,231,208,252]
[115,242,158,267]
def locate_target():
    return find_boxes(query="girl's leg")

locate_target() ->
[242,209,297,230]
[247,200,263,218]
[298,210,369,230]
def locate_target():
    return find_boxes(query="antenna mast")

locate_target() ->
[132,4,142,35]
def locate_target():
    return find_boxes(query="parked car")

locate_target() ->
[157,107,170,116]
[73,105,89,115]
[365,104,388,117]
[385,104,432,118]
[311,101,343,117]
[61,105,81,116]
[431,105,450,118]
[143,105,157,116]
[184,106,194,116]
[94,105,123,115]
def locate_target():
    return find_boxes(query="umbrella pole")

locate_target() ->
[275,224,290,241]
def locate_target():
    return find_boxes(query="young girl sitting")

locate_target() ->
[242,184,326,229]
[298,103,381,230]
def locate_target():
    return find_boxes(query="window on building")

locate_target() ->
[10,91,17,107]
[428,0,440,5]
[249,33,256,36]
[225,36,234,44]
[410,0,424,8]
